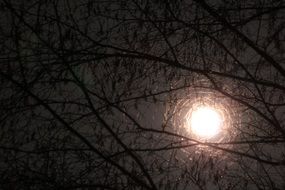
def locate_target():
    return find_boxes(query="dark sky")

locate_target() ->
[0,0,285,189]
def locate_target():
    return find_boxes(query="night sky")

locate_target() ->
[0,0,285,189]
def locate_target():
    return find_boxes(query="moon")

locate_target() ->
[189,106,222,138]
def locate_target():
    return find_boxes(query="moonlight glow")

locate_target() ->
[170,90,235,143]
[189,106,222,138]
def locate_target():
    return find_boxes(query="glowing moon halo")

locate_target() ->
[189,106,222,138]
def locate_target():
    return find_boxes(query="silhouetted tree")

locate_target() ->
[1,0,285,189]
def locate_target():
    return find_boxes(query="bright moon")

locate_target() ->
[190,106,222,138]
